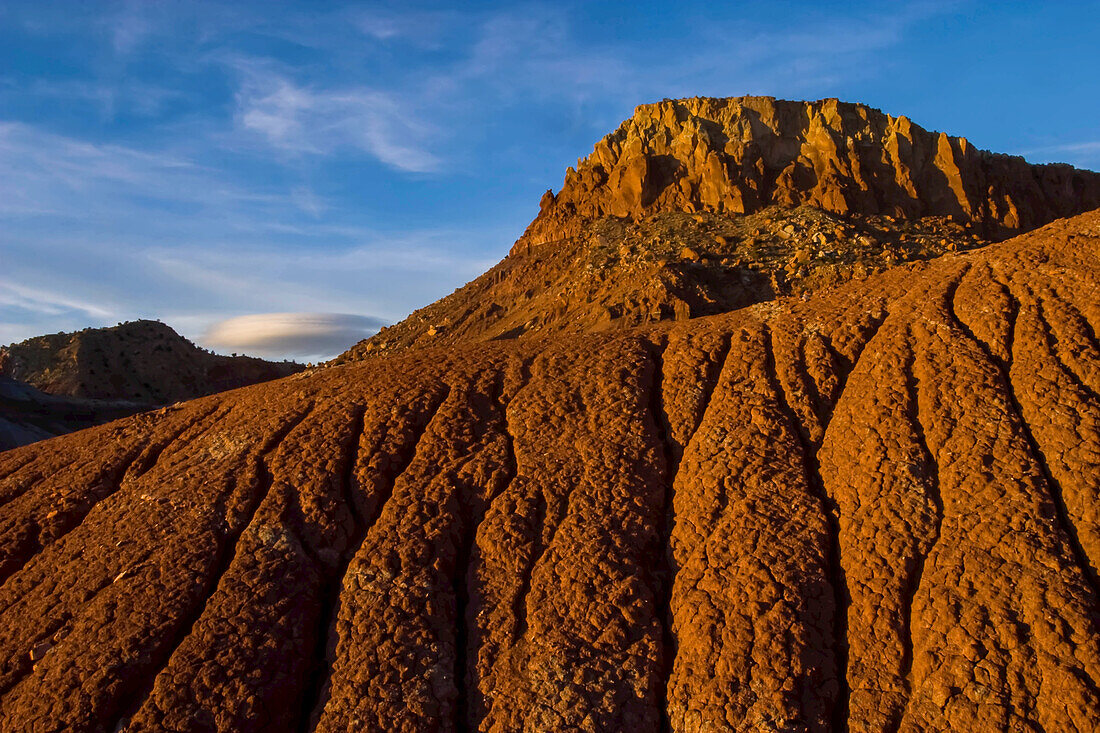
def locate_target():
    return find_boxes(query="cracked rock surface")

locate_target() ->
[0,210,1098,731]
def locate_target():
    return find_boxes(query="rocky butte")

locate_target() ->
[527,96,1099,242]
[339,96,1100,361]
[0,98,1098,732]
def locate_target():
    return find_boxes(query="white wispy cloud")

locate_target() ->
[0,281,117,320]
[0,121,325,222]
[351,8,456,45]
[1015,141,1100,169]
[105,4,155,54]
[1060,142,1100,153]
[233,64,441,172]
[1023,141,1100,156]
[0,122,197,212]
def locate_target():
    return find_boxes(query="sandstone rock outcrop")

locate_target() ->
[523,96,1100,246]
[1,210,1097,731]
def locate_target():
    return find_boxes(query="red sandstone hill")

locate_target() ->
[0,208,1097,731]
[339,97,1100,362]
[1,97,1099,732]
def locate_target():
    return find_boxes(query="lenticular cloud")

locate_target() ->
[203,312,386,360]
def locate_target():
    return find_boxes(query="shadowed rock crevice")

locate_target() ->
[890,334,944,733]
[0,442,116,512]
[762,324,848,730]
[450,480,487,730]
[1003,288,1024,365]
[509,489,545,644]
[794,336,830,439]
[1038,289,1100,395]
[1029,292,1100,405]
[1000,281,1100,600]
[0,451,88,509]
[640,338,676,733]
[122,403,228,483]
[0,453,37,483]
[687,334,733,445]
[840,308,892,385]
[303,385,451,730]
[294,403,367,733]
[461,362,530,727]
[1058,294,1100,358]
[453,369,524,732]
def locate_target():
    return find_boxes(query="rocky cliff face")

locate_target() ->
[0,210,1097,731]
[521,96,1100,246]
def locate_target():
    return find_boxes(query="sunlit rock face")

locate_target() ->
[522,96,1100,246]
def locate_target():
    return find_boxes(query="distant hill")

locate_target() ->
[0,319,303,404]
[0,319,303,449]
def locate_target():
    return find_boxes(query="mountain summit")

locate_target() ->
[338,97,1100,361]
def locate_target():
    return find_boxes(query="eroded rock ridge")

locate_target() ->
[0,210,1097,731]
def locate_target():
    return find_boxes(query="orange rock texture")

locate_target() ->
[1,209,1097,731]
[523,97,1100,246]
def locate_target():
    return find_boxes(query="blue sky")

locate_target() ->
[0,1,1097,360]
